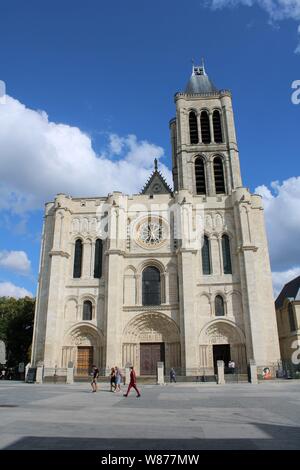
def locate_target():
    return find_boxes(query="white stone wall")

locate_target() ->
[276,301,300,362]
[32,87,281,377]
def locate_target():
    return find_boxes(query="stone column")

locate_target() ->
[105,252,124,370]
[36,366,44,384]
[220,94,242,189]
[163,272,169,304]
[178,249,197,375]
[157,362,164,385]
[217,360,225,385]
[208,158,215,196]
[224,157,232,194]
[25,363,31,382]
[209,112,214,143]
[249,359,258,384]
[197,113,202,143]
[67,362,74,384]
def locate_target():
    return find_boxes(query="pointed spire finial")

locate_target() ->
[191,58,195,73]
[154,158,158,171]
[201,57,206,75]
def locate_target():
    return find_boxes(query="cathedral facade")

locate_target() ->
[31,65,280,377]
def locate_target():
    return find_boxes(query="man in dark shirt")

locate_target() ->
[123,366,141,398]
[91,365,99,392]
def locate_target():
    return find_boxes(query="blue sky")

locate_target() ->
[0,0,299,297]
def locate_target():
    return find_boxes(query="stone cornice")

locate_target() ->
[177,248,198,255]
[123,304,179,312]
[49,250,70,258]
[107,250,177,259]
[106,249,125,256]
[55,206,73,215]
[197,281,240,287]
[65,279,105,288]
[175,90,231,100]
[238,245,258,253]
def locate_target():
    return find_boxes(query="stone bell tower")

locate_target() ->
[170,62,242,195]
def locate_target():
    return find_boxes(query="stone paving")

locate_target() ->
[0,380,300,450]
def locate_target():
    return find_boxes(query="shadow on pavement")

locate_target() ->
[4,423,300,450]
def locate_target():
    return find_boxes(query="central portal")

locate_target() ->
[140,343,165,375]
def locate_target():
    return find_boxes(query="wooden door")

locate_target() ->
[77,346,93,376]
[140,343,164,375]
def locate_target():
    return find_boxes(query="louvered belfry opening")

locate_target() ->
[213,156,225,194]
[202,236,211,275]
[73,239,83,278]
[200,111,211,144]
[94,238,103,278]
[222,234,232,274]
[195,157,206,195]
[189,111,198,144]
[213,110,223,143]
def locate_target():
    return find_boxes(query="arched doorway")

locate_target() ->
[62,324,104,376]
[199,320,247,374]
[122,313,180,375]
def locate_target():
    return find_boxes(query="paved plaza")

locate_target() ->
[0,380,299,450]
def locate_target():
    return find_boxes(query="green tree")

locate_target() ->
[0,297,35,367]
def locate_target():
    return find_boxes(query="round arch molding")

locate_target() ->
[61,323,104,372]
[199,318,245,345]
[122,312,181,373]
[123,312,180,343]
[198,319,247,374]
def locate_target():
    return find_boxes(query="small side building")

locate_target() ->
[275,276,300,364]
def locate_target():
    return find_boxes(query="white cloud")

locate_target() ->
[255,176,300,296]
[0,96,171,214]
[206,0,300,52]
[0,281,32,298]
[272,266,300,298]
[0,250,31,274]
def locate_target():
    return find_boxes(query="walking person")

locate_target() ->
[114,366,123,392]
[228,360,236,375]
[170,367,176,383]
[91,364,99,392]
[123,366,141,398]
[110,367,116,392]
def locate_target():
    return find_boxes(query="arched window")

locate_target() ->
[288,303,296,332]
[215,295,225,316]
[195,156,207,195]
[73,239,83,278]
[222,234,232,274]
[94,239,103,278]
[214,156,225,193]
[189,111,198,144]
[202,236,211,275]
[142,266,161,305]
[200,111,211,144]
[213,110,223,143]
[83,300,92,321]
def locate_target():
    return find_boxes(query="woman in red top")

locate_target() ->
[123,366,141,398]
